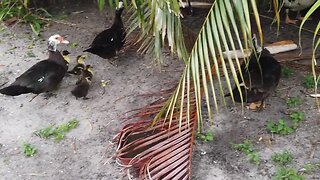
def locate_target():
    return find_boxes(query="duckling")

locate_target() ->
[67,55,86,75]
[225,35,282,111]
[71,65,93,99]
[0,34,69,96]
[284,0,316,24]
[83,1,126,59]
[62,50,71,63]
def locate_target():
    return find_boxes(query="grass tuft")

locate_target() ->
[34,119,79,141]
[23,142,37,157]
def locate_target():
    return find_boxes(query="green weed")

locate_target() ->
[23,142,37,157]
[232,140,261,165]
[289,111,305,129]
[267,119,294,135]
[0,0,51,35]
[271,150,293,165]
[303,75,315,89]
[273,167,304,180]
[34,119,79,141]
[287,97,303,108]
[70,42,78,49]
[281,66,294,78]
[196,132,214,142]
[303,163,320,174]
[26,50,35,57]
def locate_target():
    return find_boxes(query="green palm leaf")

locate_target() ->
[116,0,264,178]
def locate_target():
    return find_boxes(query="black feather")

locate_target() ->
[83,5,126,59]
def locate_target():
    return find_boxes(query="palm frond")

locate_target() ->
[125,0,188,63]
[116,85,197,179]
[153,0,262,131]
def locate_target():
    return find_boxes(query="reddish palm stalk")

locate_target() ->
[116,85,198,179]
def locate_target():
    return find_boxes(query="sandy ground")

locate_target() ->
[0,2,320,180]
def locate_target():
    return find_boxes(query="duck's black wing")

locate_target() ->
[0,60,66,96]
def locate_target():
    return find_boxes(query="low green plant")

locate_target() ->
[232,140,253,154]
[303,163,320,174]
[23,142,37,157]
[34,119,79,141]
[287,97,303,108]
[247,152,261,165]
[273,167,304,180]
[26,50,35,57]
[70,42,78,49]
[281,66,294,78]
[0,0,51,35]
[232,140,261,165]
[303,75,315,89]
[271,150,293,165]
[196,132,214,142]
[267,119,294,135]
[289,111,305,129]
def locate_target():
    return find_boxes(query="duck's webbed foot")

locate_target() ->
[248,100,266,112]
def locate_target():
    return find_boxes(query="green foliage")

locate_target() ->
[196,132,214,142]
[26,50,35,57]
[303,163,320,174]
[289,111,305,129]
[247,152,261,165]
[0,0,51,35]
[23,142,37,156]
[70,42,78,49]
[232,140,261,165]
[273,167,304,180]
[287,97,303,108]
[281,66,294,78]
[271,150,293,165]
[303,75,316,89]
[232,140,253,154]
[267,119,294,135]
[34,119,79,141]
[97,0,106,11]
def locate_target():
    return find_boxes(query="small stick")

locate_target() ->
[37,17,76,26]
[0,81,8,88]
[72,137,77,154]
[23,173,48,177]
[29,94,39,102]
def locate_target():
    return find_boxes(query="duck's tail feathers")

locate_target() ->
[0,85,33,96]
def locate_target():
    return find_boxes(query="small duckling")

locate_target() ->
[67,55,86,75]
[71,65,93,99]
[62,50,71,63]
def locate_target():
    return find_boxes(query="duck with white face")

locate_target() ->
[284,0,316,24]
[0,34,70,97]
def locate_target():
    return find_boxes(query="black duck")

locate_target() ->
[83,2,126,59]
[225,36,282,110]
[0,34,70,96]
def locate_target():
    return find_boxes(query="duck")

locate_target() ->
[83,1,126,59]
[71,65,93,99]
[67,55,86,75]
[225,35,282,111]
[0,34,70,96]
[284,0,316,24]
